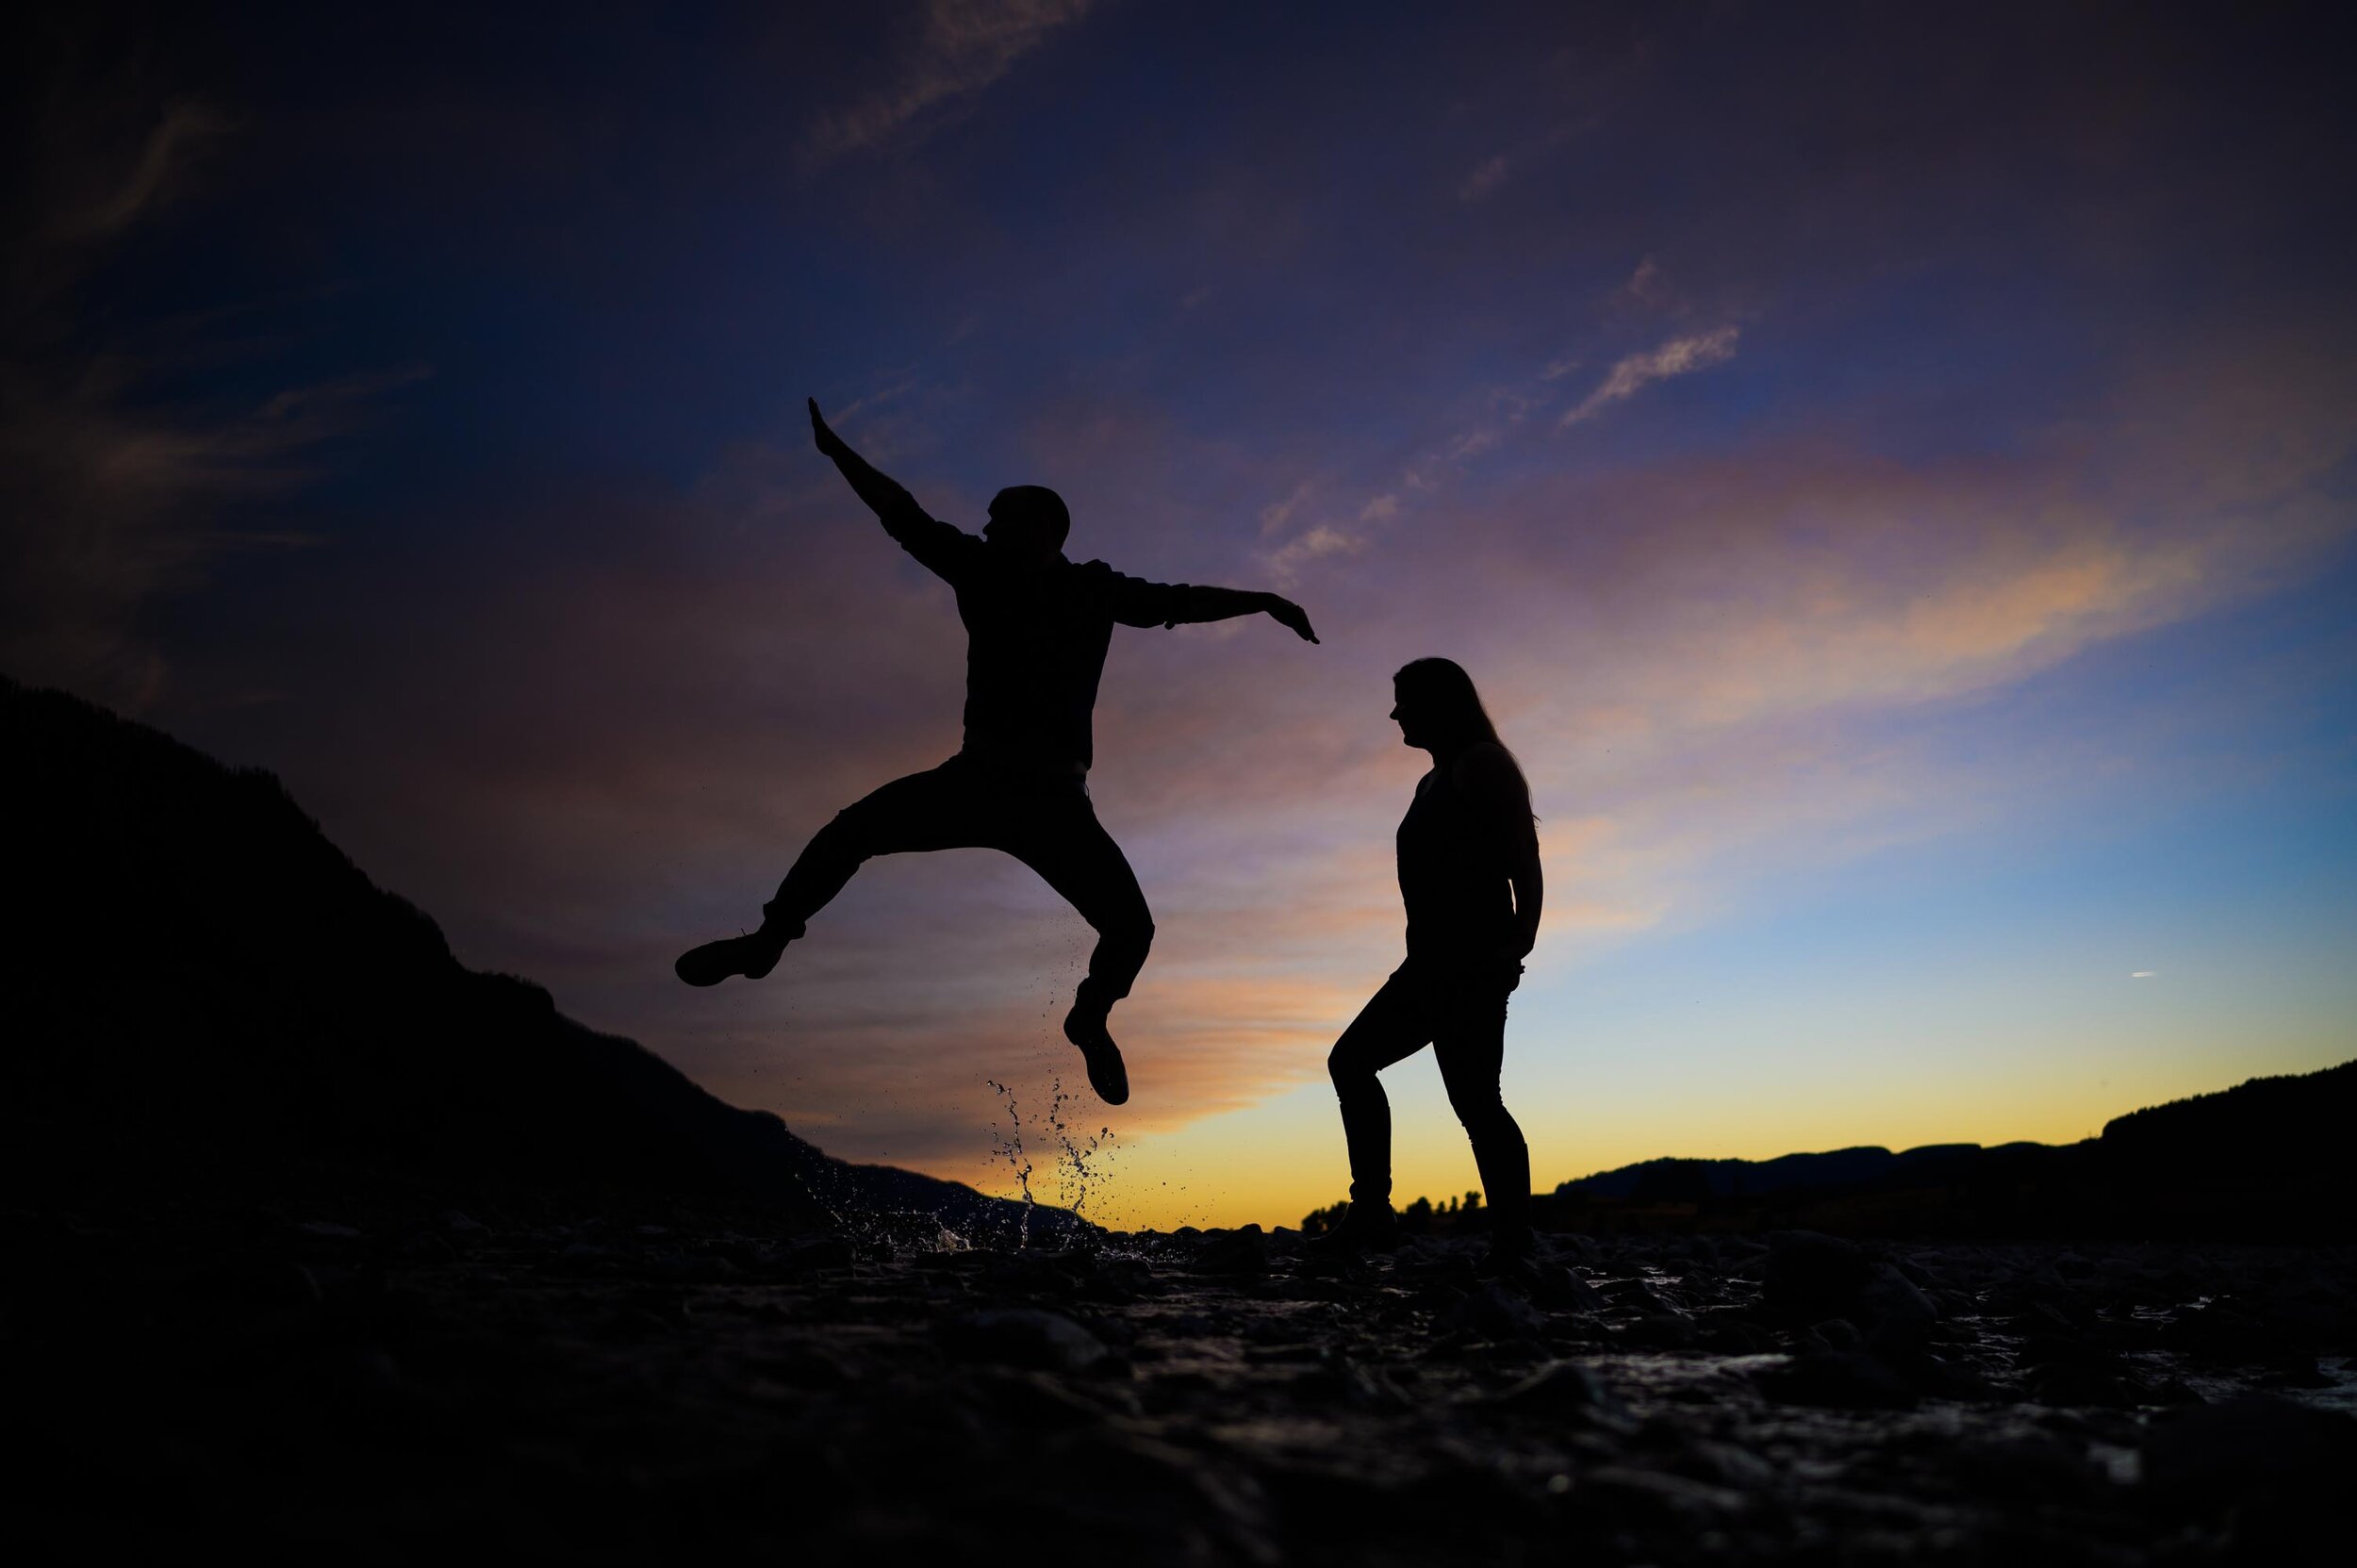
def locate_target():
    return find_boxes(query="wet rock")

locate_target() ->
[1944,1432,2109,1506]
[1544,1232,1600,1263]
[1195,1226,1269,1277]
[2024,1361,2148,1409]
[394,1230,456,1264]
[782,1234,855,1271]
[959,1367,1128,1430]
[1574,1464,1754,1525]
[1762,1230,1874,1320]
[747,1343,861,1390]
[184,1255,326,1353]
[1077,1255,1154,1303]
[1490,1360,1634,1427]
[437,1211,490,1247]
[1442,1281,1548,1342]
[1855,1262,1938,1351]
[1528,1265,1606,1312]
[1610,1278,1681,1314]
[1755,1349,1920,1410]
[1762,1231,1938,1353]
[1698,1314,1781,1354]
[1294,1348,1407,1411]
[979,1248,1080,1296]
[27,1201,2357,1565]
[2142,1395,2357,1514]
[1623,1312,1700,1349]
[289,1220,367,1261]
[1804,1317,1867,1354]
[1904,1351,2006,1402]
[2256,1354,2334,1389]
[937,1307,1115,1375]
[1672,1436,1778,1492]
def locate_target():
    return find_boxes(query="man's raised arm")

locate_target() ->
[808,397,975,578]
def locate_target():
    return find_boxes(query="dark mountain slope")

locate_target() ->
[2,676,1071,1241]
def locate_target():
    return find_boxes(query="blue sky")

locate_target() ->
[8,1,2352,1226]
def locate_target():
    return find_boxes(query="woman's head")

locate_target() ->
[1390,657,1502,753]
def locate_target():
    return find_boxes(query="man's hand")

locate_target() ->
[1265,595,1319,643]
[808,397,847,458]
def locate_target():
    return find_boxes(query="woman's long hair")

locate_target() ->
[1393,656,1503,749]
[1394,656,1536,818]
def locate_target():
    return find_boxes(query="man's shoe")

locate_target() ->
[1062,999,1130,1106]
[674,920,800,986]
[1307,1202,1402,1257]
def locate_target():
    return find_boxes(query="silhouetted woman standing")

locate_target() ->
[1321,658,1541,1265]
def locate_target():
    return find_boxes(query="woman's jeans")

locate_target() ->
[1327,958,1531,1239]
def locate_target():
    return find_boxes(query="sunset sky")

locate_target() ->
[9,2,2354,1229]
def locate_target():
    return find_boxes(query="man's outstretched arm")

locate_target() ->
[808,397,976,576]
[1113,577,1320,643]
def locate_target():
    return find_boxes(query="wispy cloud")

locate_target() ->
[1458,155,1509,203]
[801,0,1095,165]
[50,102,226,241]
[1559,325,1740,427]
[2,87,414,713]
[1257,479,1316,536]
[1261,523,1365,581]
[1616,256,1679,314]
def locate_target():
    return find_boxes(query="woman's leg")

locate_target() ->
[1432,981,1533,1249]
[1325,970,1433,1212]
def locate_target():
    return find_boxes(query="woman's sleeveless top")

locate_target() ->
[1396,757,1517,961]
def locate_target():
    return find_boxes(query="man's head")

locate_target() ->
[984,486,1071,558]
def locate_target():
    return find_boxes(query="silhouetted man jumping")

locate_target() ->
[676,398,1319,1106]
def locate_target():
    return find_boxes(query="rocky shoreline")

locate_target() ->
[12,1200,2352,1563]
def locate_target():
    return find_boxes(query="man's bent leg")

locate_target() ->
[1006,788,1155,1105]
[677,762,981,986]
[763,762,982,932]
[1014,795,1154,1002]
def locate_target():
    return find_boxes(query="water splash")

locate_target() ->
[987,1078,1037,1250]
[1042,1075,1120,1224]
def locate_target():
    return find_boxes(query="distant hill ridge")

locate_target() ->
[1558,1142,2040,1202]
[1,675,1080,1242]
[1543,1059,2356,1238]
[1557,1060,2357,1202]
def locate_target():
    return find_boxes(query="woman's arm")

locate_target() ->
[1456,743,1541,959]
